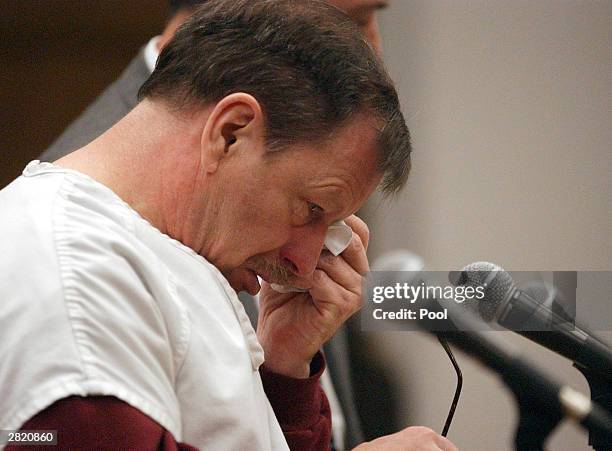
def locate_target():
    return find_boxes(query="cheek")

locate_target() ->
[234,199,292,249]
[229,174,297,252]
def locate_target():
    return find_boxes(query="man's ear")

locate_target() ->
[200,93,264,173]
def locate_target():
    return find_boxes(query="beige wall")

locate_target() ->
[364,1,611,449]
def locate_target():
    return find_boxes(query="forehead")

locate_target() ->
[282,115,383,211]
[324,114,381,163]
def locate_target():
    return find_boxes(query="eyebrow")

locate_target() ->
[316,185,353,218]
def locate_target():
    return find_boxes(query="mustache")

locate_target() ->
[247,257,294,285]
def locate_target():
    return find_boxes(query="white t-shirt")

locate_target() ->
[0,161,288,450]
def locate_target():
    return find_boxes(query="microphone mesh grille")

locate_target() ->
[522,282,555,305]
[459,261,514,322]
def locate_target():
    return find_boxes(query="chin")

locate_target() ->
[224,268,244,289]
[225,266,261,295]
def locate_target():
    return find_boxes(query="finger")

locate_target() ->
[343,214,369,250]
[309,269,362,317]
[338,230,369,275]
[435,435,459,451]
[258,281,300,309]
[316,251,362,294]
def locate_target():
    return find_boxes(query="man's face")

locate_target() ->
[204,114,382,294]
[327,0,389,54]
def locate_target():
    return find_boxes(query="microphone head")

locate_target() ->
[372,250,424,272]
[522,281,575,326]
[370,250,425,293]
[457,261,515,322]
[522,281,557,307]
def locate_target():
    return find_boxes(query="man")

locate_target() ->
[1,1,459,450]
[40,1,390,448]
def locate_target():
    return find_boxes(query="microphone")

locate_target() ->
[523,282,612,450]
[370,251,612,447]
[433,306,612,447]
[453,262,612,384]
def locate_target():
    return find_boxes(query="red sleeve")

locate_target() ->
[260,351,332,451]
[7,395,198,451]
[10,355,331,451]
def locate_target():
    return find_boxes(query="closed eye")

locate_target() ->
[307,202,324,221]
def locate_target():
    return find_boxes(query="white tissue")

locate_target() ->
[270,220,352,293]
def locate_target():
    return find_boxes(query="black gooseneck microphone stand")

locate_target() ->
[574,363,612,450]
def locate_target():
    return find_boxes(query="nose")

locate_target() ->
[279,222,329,278]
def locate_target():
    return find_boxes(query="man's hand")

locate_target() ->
[353,427,459,451]
[256,215,369,378]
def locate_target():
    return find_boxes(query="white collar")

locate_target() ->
[144,36,162,73]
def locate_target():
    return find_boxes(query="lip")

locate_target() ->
[267,274,312,291]
[241,269,261,296]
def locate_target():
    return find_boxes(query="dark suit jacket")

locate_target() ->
[40,49,364,449]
